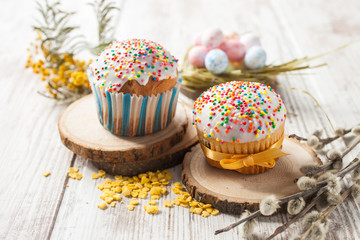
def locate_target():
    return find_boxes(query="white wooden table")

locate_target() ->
[1,0,360,239]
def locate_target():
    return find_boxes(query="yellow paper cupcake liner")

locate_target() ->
[198,123,285,174]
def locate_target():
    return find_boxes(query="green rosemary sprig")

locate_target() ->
[33,0,85,68]
[88,0,120,55]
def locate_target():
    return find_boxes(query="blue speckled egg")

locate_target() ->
[205,49,229,74]
[244,46,267,70]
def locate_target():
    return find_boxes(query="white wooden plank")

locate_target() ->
[0,1,86,239]
[1,0,360,239]
[51,155,250,240]
[50,0,360,238]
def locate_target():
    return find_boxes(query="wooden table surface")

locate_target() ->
[1,0,360,239]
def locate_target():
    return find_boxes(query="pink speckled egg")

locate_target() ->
[240,33,261,50]
[188,46,208,68]
[193,32,203,46]
[221,40,246,62]
[201,28,224,49]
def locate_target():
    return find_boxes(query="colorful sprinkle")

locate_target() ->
[89,39,178,92]
[193,81,286,143]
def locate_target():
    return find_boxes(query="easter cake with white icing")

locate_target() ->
[88,39,181,136]
[193,81,287,174]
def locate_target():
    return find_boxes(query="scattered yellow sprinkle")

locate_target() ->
[92,170,106,179]
[68,167,79,173]
[97,202,107,210]
[68,172,83,180]
[180,203,189,208]
[144,205,159,214]
[194,208,203,215]
[113,194,121,201]
[172,199,180,206]
[174,182,184,190]
[68,167,82,180]
[151,195,160,200]
[211,209,220,216]
[201,211,210,217]
[85,202,88,204]
[127,204,135,211]
[205,208,213,213]
[170,182,220,217]
[172,188,181,194]
[122,187,131,197]
[149,186,162,195]
[113,186,122,193]
[130,198,139,205]
[66,184,69,187]
[138,191,148,199]
[94,169,219,217]
[131,191,139,198]
[163,200,172,207]
[42,171,51,177]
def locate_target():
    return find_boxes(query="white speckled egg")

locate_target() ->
[205,49,229,74]
[244,46,267,70]
[202,28,224,49]
[240,33,261,50]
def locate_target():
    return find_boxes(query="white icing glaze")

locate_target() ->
[88,39,178,92]
[193,81,286,143]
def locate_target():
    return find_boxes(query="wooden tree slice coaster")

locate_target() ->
[182,137,321,215]
[59,95,197,175]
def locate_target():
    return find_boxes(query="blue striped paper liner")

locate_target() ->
[137,96,148,136]
[92,83,103,125]
[91,81,181,136]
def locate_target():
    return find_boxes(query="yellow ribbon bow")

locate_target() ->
[200,135,289,171]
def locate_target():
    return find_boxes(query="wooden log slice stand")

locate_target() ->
[182,137,321,215]
[58,95,197,176]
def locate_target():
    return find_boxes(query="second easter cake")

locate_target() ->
[193,81,287,174]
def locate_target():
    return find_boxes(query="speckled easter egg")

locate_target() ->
[244,46,267,70]
[202,28,224,49]
[240,33,261,50]
[205,49,229,74]
[221,40,246,62]
[188,46,208,68]
[193,32,203,46]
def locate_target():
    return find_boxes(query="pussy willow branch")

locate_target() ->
[282,157,359,202]
[296,137,360,180]
[214,210,261,235]
[288,128,352,144]
[269,160,360,239]
[298,182,357,240]
[214,157,360,235]
[341,137,360,158]
[288,134,307,141]
[266,188,327,240]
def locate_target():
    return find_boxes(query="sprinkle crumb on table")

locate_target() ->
[42,171,51,177]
